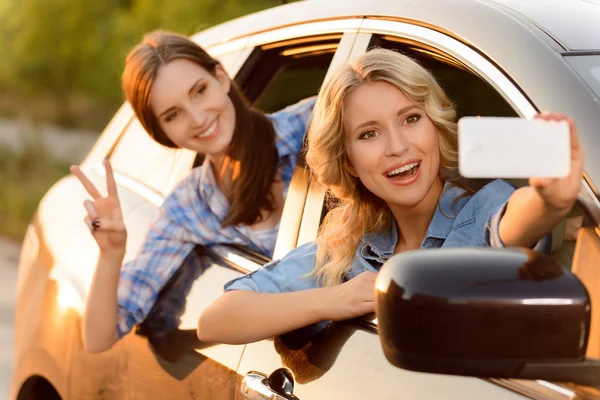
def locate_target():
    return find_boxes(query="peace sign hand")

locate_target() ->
[71,160,127,259]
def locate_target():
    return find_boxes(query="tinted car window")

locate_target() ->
[239,35,341,113]
[565,55,600,99]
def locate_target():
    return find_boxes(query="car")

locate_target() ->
[10,0,600,399]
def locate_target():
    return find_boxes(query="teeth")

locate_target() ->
[386,162,419,177]
[196,120,217,138]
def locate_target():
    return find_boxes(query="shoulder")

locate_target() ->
[470,179,516,207]
[161,166,204,212]
[268,96,317,134]
[459,179,516,221]
[268,96,317,121]
[149,166,207,238]
[268,97,318,156]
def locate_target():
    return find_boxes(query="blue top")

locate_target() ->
[116,96,316,338]
[225,179,552,294]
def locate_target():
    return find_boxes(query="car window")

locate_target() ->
[564,55,600,100]
[239,34,340,113]
[110,117,181,196]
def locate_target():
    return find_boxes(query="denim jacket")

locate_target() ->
[225,179,552,294]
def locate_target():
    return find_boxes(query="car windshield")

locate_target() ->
[565,55,600,99]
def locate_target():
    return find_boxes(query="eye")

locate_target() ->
[403,113,421,125]
[359,130,379,140]
[195,85,207,96]
[165,110,179,123]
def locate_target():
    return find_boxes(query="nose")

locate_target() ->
[384,126,410,157]
[188,105,208,128]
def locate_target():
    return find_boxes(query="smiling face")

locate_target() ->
[149,58,236,158]
[344,80,442,209]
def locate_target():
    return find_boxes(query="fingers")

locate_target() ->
[529,177,556,190]
[535,112,581,151]
[71,165,102,199]
[84,216,95,233]
[104,160,119,198]
[84,200,98,219]
[358,301,376,316]
[88,218,126,232]
[564,117,583,163]
[83,201,124,233]
[355,271,377,302]
[534,111,567,122]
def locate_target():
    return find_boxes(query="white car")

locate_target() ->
[11,0,600,399]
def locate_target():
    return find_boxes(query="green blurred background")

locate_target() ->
[0,0,298,240]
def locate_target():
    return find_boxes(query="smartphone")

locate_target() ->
[458,116,571,179]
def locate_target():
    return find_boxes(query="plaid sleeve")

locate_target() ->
[270,96,317,159]
[116,180,201,338]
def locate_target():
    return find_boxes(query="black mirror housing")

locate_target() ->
[375,248,591,381]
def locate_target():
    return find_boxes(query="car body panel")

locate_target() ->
[485,0,600,51]
[236,323,529,400]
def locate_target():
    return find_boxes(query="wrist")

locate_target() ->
[312,287,335,321]
[99,250,125,263]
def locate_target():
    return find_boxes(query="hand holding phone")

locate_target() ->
[459,113,583,215]
[458,116,571,179]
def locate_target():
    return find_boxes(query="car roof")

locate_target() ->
[194,0,600,52]
[484,0,600,51]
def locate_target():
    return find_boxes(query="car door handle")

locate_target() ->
[241,369,299,400]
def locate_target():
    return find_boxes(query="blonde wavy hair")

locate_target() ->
[306,48,473,287]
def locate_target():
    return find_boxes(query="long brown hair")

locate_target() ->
[122,31,278,227]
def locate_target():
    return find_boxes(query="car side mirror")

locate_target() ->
[375,248,600,386]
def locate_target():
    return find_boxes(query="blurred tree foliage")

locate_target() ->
[0,0,297,130]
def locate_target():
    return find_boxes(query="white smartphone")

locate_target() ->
[458,116,571,179]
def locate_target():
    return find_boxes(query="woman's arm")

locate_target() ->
[499,113,583,248]
[197,271,377,344]
[71,160,127,353]
[83,253,123,353]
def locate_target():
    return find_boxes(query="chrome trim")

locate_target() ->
[211,246,264,273]
[536,381,575,398]
[359,19,537,118]
[204,36,252,58]
[193,19,362,56]
[487,378,571,400]
[94,164,165,207]
[249,19,362,48]
[241,372,289,400]
[581,179,600,223]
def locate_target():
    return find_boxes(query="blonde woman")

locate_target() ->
[196,48,583,345]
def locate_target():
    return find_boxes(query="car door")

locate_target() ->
[234,20,600,400]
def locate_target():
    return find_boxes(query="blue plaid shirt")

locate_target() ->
[116,96,316,339]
